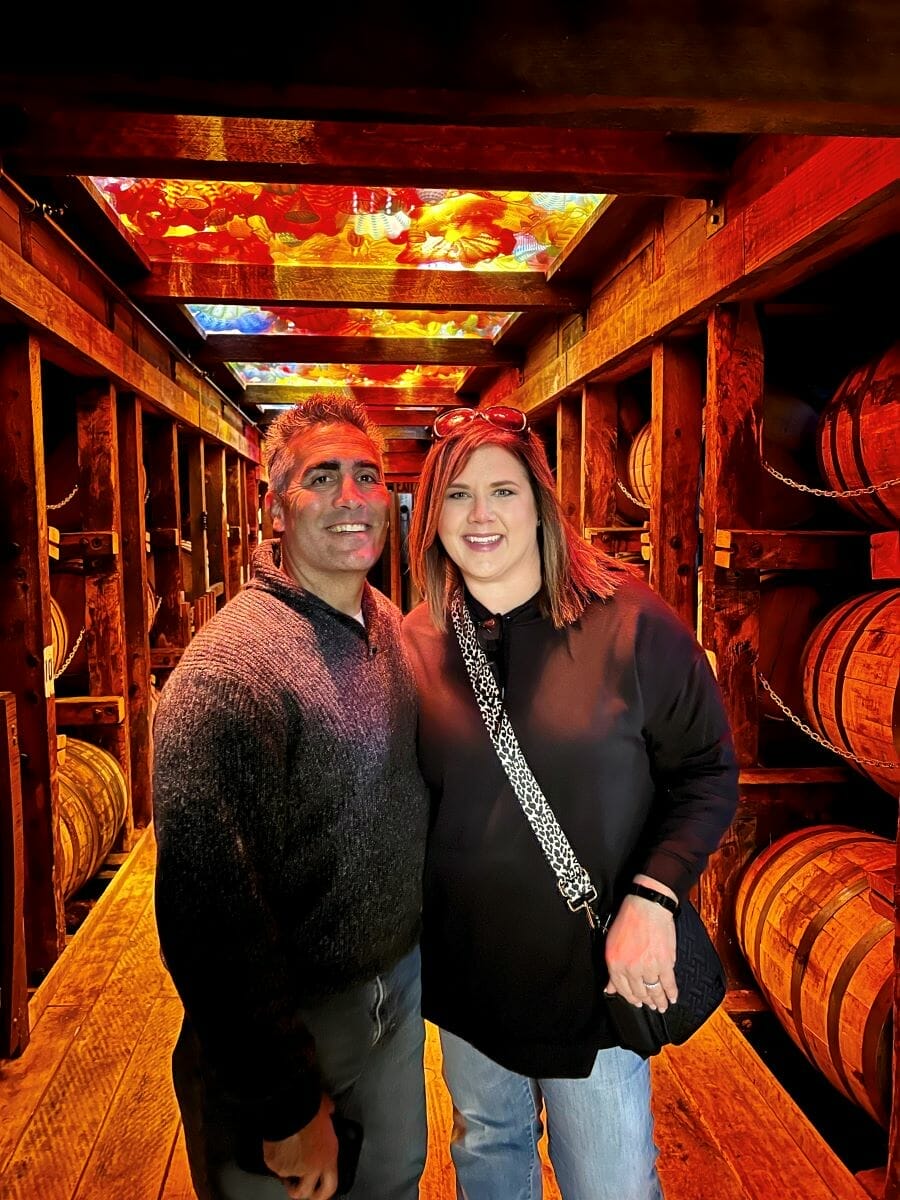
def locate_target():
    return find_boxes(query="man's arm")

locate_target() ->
[153,669,324,1142]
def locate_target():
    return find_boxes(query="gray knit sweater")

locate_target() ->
[153,540,428,1139]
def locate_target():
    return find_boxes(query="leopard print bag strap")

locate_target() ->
[450,590,601,924]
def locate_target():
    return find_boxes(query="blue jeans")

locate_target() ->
[440,1028,663,1200]
[174,946,426,1200]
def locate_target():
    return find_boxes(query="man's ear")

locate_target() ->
[266,490,285,533]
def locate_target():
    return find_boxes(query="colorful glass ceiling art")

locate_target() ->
[187,305,506,339]
[232,363,467,388]
[92,180,605,271]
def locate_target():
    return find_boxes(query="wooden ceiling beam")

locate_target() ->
[2,2,900,137]
[2,112,727,197]
[131,264,586,313]
[245,386,467,408]
[198,335,521,368]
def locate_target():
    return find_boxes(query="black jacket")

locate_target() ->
[401,576,738,1077]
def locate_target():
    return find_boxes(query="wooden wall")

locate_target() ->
[0,180,261,1058]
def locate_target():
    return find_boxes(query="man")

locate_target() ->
[153,395,429,1200]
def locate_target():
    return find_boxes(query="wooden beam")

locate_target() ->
[4,112,727,196]
[0,692,29,1057]
[76,382,134,847]
[0,335,64,972]
[198,335,522,368]
[713,528,870,571]
[183,435,209,600]
[144,417,188,650]
[510,138,900,414]
[204,445,228,606]
[650,341,703,631]
[580,384,618,532]
[246,386,465,409]
[4,3,900,135]
[556,397,581,528]
[225,453,244,599]
[131,263,587,314]
[0,242,260,461]
[116,391,153,828]
[55,696,126,726]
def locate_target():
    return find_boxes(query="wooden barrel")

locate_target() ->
[801,588,900,797]
[50,595,68,677]
[624,423,653,511]
[58,738,128,900]
[735,824,894,1126]
[817,342,900,527]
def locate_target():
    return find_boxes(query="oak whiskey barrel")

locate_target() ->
[800,588,900,797]
[817,342,900,528]
[735,824,894,1126]
[58,738,128,899]
[50,595,68,677]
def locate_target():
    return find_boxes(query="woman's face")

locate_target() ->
[437,444,542,604]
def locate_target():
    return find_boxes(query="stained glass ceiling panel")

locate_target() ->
[92,180,605,270]
[233,363,467,388]
[187,305,506,339]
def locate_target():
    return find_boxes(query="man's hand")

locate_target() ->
[263,1096,339,1200]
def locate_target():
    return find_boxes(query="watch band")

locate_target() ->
[627,882,680,914]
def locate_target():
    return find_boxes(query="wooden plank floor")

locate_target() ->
[0,826,873,1200]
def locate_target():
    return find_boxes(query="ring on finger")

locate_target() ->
[644,980,661,988]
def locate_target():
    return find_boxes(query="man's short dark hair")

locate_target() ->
[263,395,382,495]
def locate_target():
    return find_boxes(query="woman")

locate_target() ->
[401,406,738,1200]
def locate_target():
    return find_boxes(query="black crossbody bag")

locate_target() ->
[450,592,725,1057]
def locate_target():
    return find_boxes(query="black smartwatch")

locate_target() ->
[627,882,680,914]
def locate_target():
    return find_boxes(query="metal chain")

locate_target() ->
[615,478,649,510]
[758,673,898,769]
[761,460,900,499]
[54,625,86,679]
[47,484,79,511]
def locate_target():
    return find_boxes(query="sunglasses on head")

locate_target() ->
[431,406,529,440]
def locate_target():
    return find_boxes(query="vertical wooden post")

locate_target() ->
[0,692,30,1056]
[145,417,186,649]
[701,304,764,763]
[244,462,261,579]
[581,382,618,532]
[185,436,209,600]
[888,838,900,1200]
[389,491,403,608]
[556,396,581,528]
[205,444,228,605]
[225,453,244,600]
[77,383,134,847]
[700,304,764,982]
[116,392,153,829]
[650,341,703,631]
[0,335,64,971]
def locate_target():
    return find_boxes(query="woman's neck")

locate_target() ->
[463,575,541,616]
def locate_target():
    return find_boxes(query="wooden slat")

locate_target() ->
[56,530,119,559]
[225,453,244,600]
[184,436,209,600]
[199,335,523,368]
[160,1128,195,1200]
[145,419,187,650]
[581,384,618,532]
[0,692,28,1056]
[132,263,587,314]
[247,386,466,410]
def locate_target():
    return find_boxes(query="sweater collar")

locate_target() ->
[248,539,379,634]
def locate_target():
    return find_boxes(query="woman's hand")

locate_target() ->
[603,890,678,1011]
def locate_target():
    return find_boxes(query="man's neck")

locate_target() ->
[280,550,367,617]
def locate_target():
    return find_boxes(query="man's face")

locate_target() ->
[268,423,390,593]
